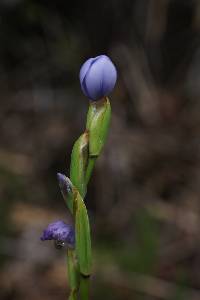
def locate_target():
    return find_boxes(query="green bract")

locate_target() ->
[70,132,89,198]
[86,97,111,157]
[74,191,92,276]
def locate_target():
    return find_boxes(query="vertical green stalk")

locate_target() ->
[85,157,97,185]
[68,290,78,300]
[66,248,79,300]
[59,98,112,300]
[79,276,90,300]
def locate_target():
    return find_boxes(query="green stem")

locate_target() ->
[79,276,90,300]
[85,157,97,185]
[67,249,79,300]
[68,290,78,300]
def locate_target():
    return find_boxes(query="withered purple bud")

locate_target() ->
[40,220,75,248]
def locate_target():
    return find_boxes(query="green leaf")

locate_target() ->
[74,191,92,276]
[70,132,89,198]
[86,97,111,157]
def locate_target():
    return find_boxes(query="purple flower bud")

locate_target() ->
[41,221,75,248]
[79,55,117,101]
[57,173,72,195]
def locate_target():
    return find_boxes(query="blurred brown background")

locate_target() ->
[1,0,200,299]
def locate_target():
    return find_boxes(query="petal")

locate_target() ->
[84,55,109,100]
[79,58,94,84]
[79,57,98,98]
[101,58,117,96]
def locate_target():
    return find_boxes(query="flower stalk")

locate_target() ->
[41,54,117,300]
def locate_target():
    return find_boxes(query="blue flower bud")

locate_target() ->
[79,55,117,101]
[41,221,75,248]
[57,173,72,195]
